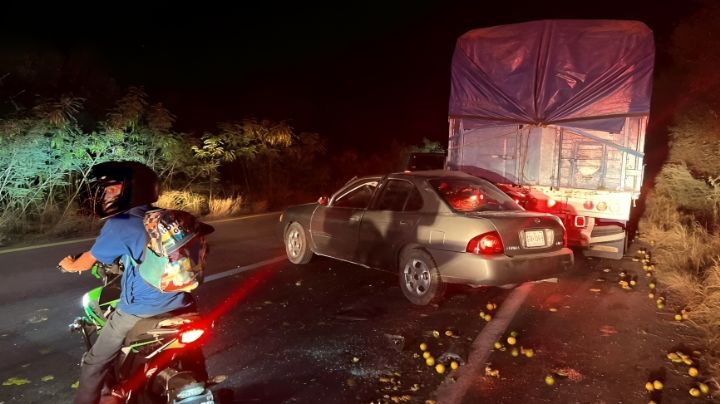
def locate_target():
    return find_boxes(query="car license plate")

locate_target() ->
[525,230,545,247]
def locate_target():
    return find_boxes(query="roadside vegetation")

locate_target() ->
[0,83,434,245]
[0,85,332,244]
[638,1,720,390]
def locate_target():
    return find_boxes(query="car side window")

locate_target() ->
[333,181,377,209]
[404,187,423,211]
[374,180,423,211]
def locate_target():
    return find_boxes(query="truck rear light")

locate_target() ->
[467,231,504,255]
[574,216,586,227]
[583,200,594,210]
[596,201,607,211]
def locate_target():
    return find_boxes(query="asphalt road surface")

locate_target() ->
[0,213,699,403]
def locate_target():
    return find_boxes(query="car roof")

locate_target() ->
[346,170,481,185]
[389,170,477,180]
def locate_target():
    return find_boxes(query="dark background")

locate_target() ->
[0,1,698,151]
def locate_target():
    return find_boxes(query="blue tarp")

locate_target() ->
[449,20,655,132]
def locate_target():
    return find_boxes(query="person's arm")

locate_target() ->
[58,251,97,273]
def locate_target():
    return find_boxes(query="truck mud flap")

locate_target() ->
[583,234,625,260]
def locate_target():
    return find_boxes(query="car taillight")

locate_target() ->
[178,328,205,344]
[467,231,504,255]
[574,216,586,228]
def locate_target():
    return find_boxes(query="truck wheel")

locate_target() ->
[285,222,314,264]
[399,249,445,305]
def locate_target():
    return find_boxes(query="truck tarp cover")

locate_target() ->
[449,20,655,132]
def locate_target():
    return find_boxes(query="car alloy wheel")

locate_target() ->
[285,222,313,264]
[404,258,431,297]
[399,249,445,305]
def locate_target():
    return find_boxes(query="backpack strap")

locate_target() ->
[126,206,155,267]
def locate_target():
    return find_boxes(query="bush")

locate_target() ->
[653,163,719,228]
[207,196,244,218]
[640,163,720,387]
[156,190,209,216]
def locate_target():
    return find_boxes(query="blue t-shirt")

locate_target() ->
[90,205,193,317]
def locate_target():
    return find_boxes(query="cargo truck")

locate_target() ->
[446,20,655,259]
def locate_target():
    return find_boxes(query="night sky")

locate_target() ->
[0,1,697,151]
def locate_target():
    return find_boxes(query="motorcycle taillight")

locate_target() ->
[178,328,205,344]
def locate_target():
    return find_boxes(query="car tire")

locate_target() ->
[285,222,314,264]
[399,248,445,305]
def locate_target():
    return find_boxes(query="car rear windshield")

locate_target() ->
[429,178,523,212]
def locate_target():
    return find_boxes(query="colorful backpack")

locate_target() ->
[137,209,208,292]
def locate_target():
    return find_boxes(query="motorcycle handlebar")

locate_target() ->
[57,252,83,273]
[58,253,124,281]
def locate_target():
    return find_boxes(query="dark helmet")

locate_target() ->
[91,161,159,219]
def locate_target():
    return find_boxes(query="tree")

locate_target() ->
[670,0,720,108]
[667,104,720,177]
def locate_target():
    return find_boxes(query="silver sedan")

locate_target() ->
[280,170,574,305]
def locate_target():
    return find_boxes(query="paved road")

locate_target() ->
[0,214,695,403]
[0,213,284,403]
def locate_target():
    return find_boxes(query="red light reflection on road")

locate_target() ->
[117,262,280,397]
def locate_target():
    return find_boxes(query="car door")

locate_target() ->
[310,179,379,262]
[357,179,424,269]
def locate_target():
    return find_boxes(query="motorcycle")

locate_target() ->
[66,258,218,403]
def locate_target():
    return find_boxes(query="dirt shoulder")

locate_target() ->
[451,246,716,403]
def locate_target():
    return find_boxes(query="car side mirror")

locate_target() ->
[318,196,329,206]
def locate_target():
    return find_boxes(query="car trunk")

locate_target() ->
[470,212,565,257]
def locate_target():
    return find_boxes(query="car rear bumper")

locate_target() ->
[431,247,574,286]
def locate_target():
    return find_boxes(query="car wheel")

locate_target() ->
[285,222,313,264]
[399,249,445,305]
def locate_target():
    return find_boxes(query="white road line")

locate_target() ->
[436,282,535,404]
[204,255,287,282]
[0,212,281,255]
[204,211,280,224]
[0,238,97,255]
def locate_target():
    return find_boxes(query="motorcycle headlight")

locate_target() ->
[82,293,89,308]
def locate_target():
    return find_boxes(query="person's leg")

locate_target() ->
[74,309,141,404]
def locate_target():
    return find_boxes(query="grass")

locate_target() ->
[207,195,244,218]
[157,190,249,218]
[156,190,209,217]
[0,190,253,245]
[639,184,720,393]
[0,205,100,246]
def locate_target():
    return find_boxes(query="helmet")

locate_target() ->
[91,161,159,219]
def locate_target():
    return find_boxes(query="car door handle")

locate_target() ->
[349,216,361,222]
[399,220,409,225]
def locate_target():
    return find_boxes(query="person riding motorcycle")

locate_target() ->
[58,161,196,404]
